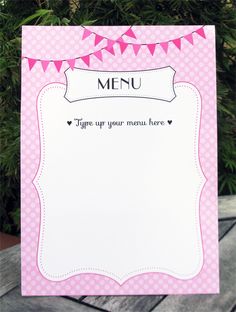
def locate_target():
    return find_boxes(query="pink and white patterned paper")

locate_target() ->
[21,26,218,295]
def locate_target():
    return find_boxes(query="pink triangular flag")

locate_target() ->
[147,43,156,55]
[160,42,169,54]
[28,58,37,70]
[41,60,50,72]
[119,41,128,54]
[93,50,103,61]
[117,37,124,42]
[172,38,181,50]
[105,45,115,55]
[67,59,76,70]
[54,60,63,72]
[196,27,206,39]
[82,28,92,40]
[132,44,141,56]
[81,55,90,67]
[184,33,194,45]
[124,28,136,39]
[94,34,104,46]
[107,39,115,49]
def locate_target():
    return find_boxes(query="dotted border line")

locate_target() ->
[34,83,205,282]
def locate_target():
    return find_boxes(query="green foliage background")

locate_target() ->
[0,0,236,235]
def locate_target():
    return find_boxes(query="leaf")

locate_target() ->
[15,9,53,28]
[81,19,97,25]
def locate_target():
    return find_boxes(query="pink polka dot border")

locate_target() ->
[21,26,219,295]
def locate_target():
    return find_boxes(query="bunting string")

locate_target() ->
[22,26,206,72]
[80,25,137,43]
[23,26,135,72]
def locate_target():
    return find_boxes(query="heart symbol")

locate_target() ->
[167,120,172,125]
[67,121,72,126]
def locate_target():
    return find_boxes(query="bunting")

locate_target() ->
[27,58,37,70]
[132,44,141,56]
[41,60,50,72]
[184,33,194,45]
[82,28,92,40]
[93,50,103,61]
[172,38,181,50]
[67,59,76,70]
[54,60,63,72]
[123,28,137,39]
[23,26,206,72]
[147,44,156,55]
[196,27,206,38]
[94,34,103,46]
[160,42,169,54]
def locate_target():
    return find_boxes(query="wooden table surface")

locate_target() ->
[0,196,235,312]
